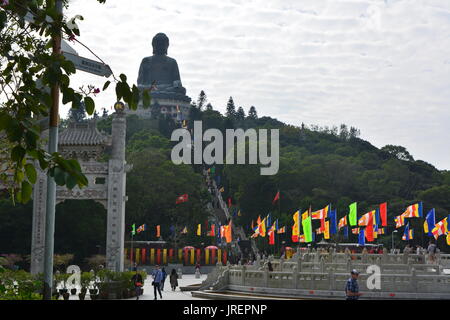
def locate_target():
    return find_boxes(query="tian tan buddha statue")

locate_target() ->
[137,33,188,99]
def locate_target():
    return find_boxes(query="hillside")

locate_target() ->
[1,96,450,266]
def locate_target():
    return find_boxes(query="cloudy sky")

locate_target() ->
[65,0,450,170]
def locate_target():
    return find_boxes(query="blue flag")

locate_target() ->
[329,209,337,234]
[375,208,381,226]
[266,213,271,227]
[358,229,365,246]
[343,226,349,239]
[424,209,435,237]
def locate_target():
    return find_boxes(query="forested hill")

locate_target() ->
[1,94,450,265]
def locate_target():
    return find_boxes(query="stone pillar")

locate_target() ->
[293,266,298,289]
[30,169,48,274]
[106,110,128,271]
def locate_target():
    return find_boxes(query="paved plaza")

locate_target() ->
[126,274,207,300]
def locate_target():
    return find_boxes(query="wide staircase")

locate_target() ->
[203,168,258,261]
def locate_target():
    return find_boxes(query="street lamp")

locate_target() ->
[392,230,398,253]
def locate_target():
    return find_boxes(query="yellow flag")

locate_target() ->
[324,221,330,239]
[197,224,201,236]
[447,233,450,246]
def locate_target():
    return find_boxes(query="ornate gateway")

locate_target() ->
[30,106,131,274]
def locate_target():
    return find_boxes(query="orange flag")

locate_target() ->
[156,225,160,238]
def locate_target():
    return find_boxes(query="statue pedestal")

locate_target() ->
[126,91,191,120]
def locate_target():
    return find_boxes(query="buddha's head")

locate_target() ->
[152,33,169,55]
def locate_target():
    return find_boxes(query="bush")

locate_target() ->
[0,270,43,300]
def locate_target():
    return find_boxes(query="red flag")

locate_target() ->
[291,225,299,242]
[365,224,374,242]
[268,228,275,245]
[272,191,280,204]
[176,194,188,204]
[210,224,215,237]
[156,225,160,238]
[380,202,387,227]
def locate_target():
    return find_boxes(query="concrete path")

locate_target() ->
[128,274,207,300]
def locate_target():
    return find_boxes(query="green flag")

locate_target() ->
[349,202,357,226]
[302,211,313,243]
[131,223,136,236]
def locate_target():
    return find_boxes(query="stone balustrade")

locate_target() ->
[200,251,450,299]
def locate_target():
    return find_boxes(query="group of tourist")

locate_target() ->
[131,265,180,300]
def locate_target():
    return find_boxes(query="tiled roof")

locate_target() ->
[59,120,109,146]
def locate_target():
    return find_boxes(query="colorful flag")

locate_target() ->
[432,217,448,240]
[395,214,405,228]
[292,210,300,242]
[209,224,215,237]
[402,202,423,218]
[402,223,414,240]
[349,202,357,226]
[181,226,188,234]
[131,223,136,236]
[311,205,329,220]
[266,213,272,228]
[272,191,280,204]
[316,227,323,235]
[259,217,267,237]
[338,216,348,230]
[299,234,305,243]
[137,224,147,234]
[379,202,388,227]
[324,220,330,240]
[365,223,374,242]
[197,224,201,236]
[224,220,232,243]
[176,194,188,204]
[352,227,360,235]
[311,204,329,231]
[424,208,436,237]
[301,210,313,243]
[343,226,349,239]
[377,227,385,235]
[329,209,337,234]
[277,226,286,234]
[447,233,450,246]
[358,210,376,226]
[358,229,365,246]
[155,225,160,238]
[268,224,275,245]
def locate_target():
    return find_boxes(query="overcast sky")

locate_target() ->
[65,0,450,170]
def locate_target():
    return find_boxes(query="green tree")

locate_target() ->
[225,96,236,119]
[247,106,257,119]
[0,0,145,203]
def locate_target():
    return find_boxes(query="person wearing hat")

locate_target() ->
[345,269,362,300]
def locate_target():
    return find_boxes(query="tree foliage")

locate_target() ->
[0,0,147,203]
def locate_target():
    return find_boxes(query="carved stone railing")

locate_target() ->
[202,251,450,298]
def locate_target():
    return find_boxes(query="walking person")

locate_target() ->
[160,267,167,291]
[131,269,143,300]
[170,269,179,291]
[151,265,163,300]
[345,269,362,300]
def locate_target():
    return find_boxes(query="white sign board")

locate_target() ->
[62,51,112,78]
